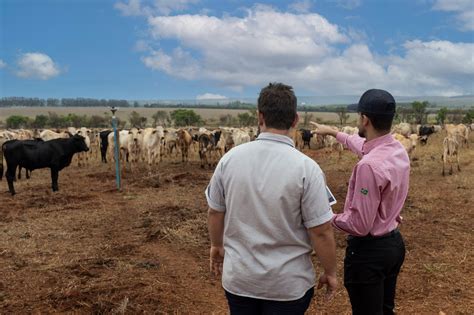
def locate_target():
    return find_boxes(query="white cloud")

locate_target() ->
[0,59,6,69]
[289,0,313,13]
[16,52,61,80]
[115,0,198,16]
[132,6,473,96]
[433,0,474,31]
[134,39,152,52]
[196,93,228,100]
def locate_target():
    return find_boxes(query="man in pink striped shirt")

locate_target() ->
[312,89,409,315]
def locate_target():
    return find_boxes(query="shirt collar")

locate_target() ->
[257,132,295,147]
[362,133,394,155]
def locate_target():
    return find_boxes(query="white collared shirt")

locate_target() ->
[206,132,333,301]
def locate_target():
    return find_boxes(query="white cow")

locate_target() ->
[142,127,164,171]
[40,129,70,141]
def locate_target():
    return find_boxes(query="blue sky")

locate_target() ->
[0,0,473,100]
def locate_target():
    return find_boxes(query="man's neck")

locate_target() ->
[365,129,389,142]
[260,127,291,137]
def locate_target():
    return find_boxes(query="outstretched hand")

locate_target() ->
[317,273,338,301]
[209,246,224,277]
[310,122,337,137]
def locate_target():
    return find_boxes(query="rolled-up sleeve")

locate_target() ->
[333,163,381,236]
[301,167,334,229]
[205,162,226,212]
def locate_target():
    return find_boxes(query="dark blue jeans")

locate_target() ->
[344,231,405,315]
[225,287,314,315]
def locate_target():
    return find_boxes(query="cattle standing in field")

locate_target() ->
[198,133,215,168]
[418,125,435,145]
[142,127,164,172]
[393,133,418,160]
[76,128,91,167]
[392,123,411,138]
[445,124,469,148]
[177,129,193,163]
[2,134,89,195]
[40,129,70,141]
[301,129,313,149]
[442,136,460,176]
[99,130,113,163]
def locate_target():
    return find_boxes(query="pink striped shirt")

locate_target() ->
[332,132,410,236]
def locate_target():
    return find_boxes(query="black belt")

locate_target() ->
[347,228,400,241]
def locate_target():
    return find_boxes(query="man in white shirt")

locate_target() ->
[206,82,338,314]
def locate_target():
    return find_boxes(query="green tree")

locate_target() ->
[219,114,233,126]
[6,115,30,129]
[335,106,350,126]
[462,108,474,124]
[237,112,253,126]
[436,107,448,125]
[32,114,49,128]
[170,109,202,126]
[129,111,147,128]
[411,101,428,124]
[152,110,170,127]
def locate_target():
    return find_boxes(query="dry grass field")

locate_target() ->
[0,129,473,314]
[0,107,357,126]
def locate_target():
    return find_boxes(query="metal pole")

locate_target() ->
[110,107,121,190]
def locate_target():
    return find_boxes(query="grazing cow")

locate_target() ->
[177,129,193,163]
[392,123,411,138]
[442,136,460,176]
[126,128,143,170]
[301,129,313,149]
[418,125,435,145]
[2,135,89,195]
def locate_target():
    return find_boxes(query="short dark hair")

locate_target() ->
[257,83,297,130]
[361,112,394,132]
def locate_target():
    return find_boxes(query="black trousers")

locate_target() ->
[344,231,405,315]
[225,287,314,315]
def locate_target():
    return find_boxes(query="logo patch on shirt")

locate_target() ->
[360,188,369,195]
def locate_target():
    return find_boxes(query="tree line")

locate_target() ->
[1,109,259,130]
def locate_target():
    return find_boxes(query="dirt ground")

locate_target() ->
[0,131,473,314]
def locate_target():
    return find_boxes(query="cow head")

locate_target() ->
[72,134,89,152]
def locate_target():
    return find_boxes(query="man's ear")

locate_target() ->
[258,111,265,126]
[291,113,299,129]
[361,114,370,127]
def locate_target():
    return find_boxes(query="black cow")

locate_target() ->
[301,129,313,149]
[418,125,435,145]
[3,134,89,195]
[99,130,113,163]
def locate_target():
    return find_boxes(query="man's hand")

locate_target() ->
[209,246,224,277]
[317,272,338,301]
[310,122,338,137]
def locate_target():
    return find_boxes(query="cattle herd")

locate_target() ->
[0,122,472,195]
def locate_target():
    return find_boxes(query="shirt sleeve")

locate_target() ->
[301,166,334,229]
[332,163,381,236]
[336,132,365,158]
[205,162,226,212]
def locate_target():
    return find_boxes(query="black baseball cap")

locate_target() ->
[357,89,396,116]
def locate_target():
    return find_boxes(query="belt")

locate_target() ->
[347,228,400,241]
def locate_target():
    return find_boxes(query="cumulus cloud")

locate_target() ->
[196,93,228,100]
[16,52,61,80]
[0,59,6,69]
[115,0,198,16]
[133,6,473,96]
[433,0,474,31]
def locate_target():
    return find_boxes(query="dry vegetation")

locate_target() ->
[0,130,473,314]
